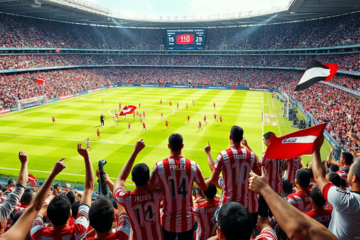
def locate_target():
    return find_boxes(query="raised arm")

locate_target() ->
[96,170,115,193]
[115,139,145,190]
[0,151,29,222]
[249,167,338,240]
[2,159,66,240]
[241,138,252,152]
[204,142,215,171]
[312,135,330,191]
[77,144,95,205]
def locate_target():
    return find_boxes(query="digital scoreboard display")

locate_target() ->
[166,29,205,50]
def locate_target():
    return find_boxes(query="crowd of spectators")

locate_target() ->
[2,11,360,50]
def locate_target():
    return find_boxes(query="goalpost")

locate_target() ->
[17,95,47,110]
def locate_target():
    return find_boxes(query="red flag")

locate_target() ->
[55,48,61,53]
[36,77,46,85]
[28,173,37,187]
[263,123,327,159]
[120,105,137,116]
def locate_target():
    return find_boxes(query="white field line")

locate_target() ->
[0,167,135,186]
[176,110,260,117]
[0,134,220,152]
[271,93,282,135]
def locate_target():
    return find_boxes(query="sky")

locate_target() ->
[86,0,288,18]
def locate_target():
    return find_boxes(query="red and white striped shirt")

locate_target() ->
[287,190,312,212]
[150,156,206,233]
[253,229,277,240]
[114,187,163,240]
[285,157,302,184]
[193,198,220,240]
[336,170,348,183]
[261,152,286,194]
[86,213,131,240]
[304,208,332,228]
[213,146,258,207]
[31,203,89,240]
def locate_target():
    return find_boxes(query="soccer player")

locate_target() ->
[161,112,163,119]
[31,144,95,240]
[285,157,302,184]
[186,103,188,110]
[177,102,179,109]
[128,122,131,129]
[220,115,223,124]
[187,115,190,123]
[148,133,208,240]
[287,169,312,212]
[214,113,217,121]
[205,126,259,220]
[119,102,121,111]
[100,114,105,126]
[102,100,104,105]
[86,138,92,150]
[192,100,194,106]
[114,139,163,240]
[52,116,56,124]
[160,99,162,105]
[304,187,332,228]
[139,101,141,108]
[170,101,172,106]
[97,129,100,139]
[193,183,219,240]
[133,111,135,120]
[143,122,146,131]
[204,115,207,124]
[143,111,146,119]
[213,102,215,109]
[258,131,287,220]
[136,111,139,117]
[165,120,168,129]
[198,121,202,130]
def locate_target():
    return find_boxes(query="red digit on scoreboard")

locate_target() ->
[176,34,195,44]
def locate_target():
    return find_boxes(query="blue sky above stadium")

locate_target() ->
[86,0,287,17]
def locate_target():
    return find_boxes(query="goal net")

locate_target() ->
[17,95,47,110]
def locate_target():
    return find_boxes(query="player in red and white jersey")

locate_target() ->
[97,129,100,139]
[213,102,215,109]
[86,138,92,150]
[114,139,163,240]
[192,100,194,106]
[193,183,219,240]
[148,133,207,240]
[143,122,146,131]
[204,115,207,124]
[139,101,141,108]
[214,114,217,121]
[165,120,168,129]
[186,103,188,110]
[128,122,131,129]
[187,115,190,123]
[205,126,259,208]
[170,101,172,106]
[287,169,311,212]
[304,187,332,228]
[285,157,302,184]
[143,111,146,119]
[160,99,162,105]
[177,102,179,109]
[52,116,56,124]
[161,112,163,118]
[198,121,202,130]
[119,102,121,110]
[219,115,222,124]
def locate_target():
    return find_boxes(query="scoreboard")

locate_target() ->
[166,29,205,50]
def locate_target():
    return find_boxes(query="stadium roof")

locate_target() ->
[1,0,360,28]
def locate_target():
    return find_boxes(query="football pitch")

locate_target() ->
[0,87,332,186]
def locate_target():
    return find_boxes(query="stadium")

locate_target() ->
[0,0,359,239]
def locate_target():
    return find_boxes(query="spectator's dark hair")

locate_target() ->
[71,201,80,218]
[230,126,244,143]
[197,188,205,198]
[310,187,326,207]
[282,180,293,194]
[21,190,33,205]
[327,172,341,187]
[203,183,217,199]
[168,133,183,151]
[341,179,347,188]
[53,183,60,191]
[263,132,275,140]
[2,188,7,193]
[47,195,71,226]
[89,197,114,233]
[12,211,23,226]
[295,169,310,188]
[7,179,14,185]
[218,202,252,240]
[352,161,360,182]
[66,191,75,205]
[304,168,314,179]
[330,164,339,172]
[132,163,149,186]
[342,152,354,165]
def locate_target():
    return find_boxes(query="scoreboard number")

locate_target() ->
[196,37,202,42]
[168,37,174,43]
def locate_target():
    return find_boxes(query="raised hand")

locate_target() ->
[77,143,89,159]
[18,151,28,164]
[249,166,269,194]
[204,142,211,153]
[241,138,248,147]
[313,135,324,153]
[134,139,145,154]
[52,158,66,176]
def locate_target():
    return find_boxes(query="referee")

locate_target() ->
[100,114,105,126]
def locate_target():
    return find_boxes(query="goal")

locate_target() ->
[17,95,47,110]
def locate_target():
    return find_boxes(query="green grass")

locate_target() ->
[0,87,332,187]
